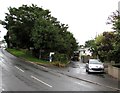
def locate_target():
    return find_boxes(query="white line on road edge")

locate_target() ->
[31,75,52,88]
[75,82,91,88]
[0,54,3,57]
[2,88,4,91]
[40,66,48,69]
[15,66,24,73]
[0,87,5,91]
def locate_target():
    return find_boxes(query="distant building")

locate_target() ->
[78,47,92,63]
[0,41,7,48]
[72,47,92,62]
[78,47,92,56]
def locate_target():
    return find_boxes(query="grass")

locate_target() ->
[51,61,70,67]
[6,48,50,65]
[6,48,69,67]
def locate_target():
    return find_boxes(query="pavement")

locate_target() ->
[47,61,120,91]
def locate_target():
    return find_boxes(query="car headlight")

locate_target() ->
[89,65,92,69]
[100,65,104,68]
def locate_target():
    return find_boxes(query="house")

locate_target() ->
[78,47,92,63]
[78,47,92,56]
[0,41,7,48]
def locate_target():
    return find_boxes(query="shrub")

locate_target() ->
[52,53,68,63]
[112,64,120,68]
[51,62,66,67]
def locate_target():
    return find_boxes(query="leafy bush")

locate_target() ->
[112,64,120,68]
[51,62,66,67]
[52,53,68,63]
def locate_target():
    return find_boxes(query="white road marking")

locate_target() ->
[0,87,5,91]
[81,72,86,74]
[0,54,3,57]
[0,58,4,62]
[80,67,85,69]
[31,75,52,88]
[40,66,48,69]
[2,88,4,91]
[15,66,24,72]
[75,82,91,88]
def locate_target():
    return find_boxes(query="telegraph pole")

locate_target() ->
[118,1,120,13]
[0,31,1,48]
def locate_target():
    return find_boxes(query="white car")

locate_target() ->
[86,59,104,73]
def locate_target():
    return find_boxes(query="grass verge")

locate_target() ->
[6,48,69,67]
[6,48,50,65]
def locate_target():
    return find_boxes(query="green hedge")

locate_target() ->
[112,64,120,68]
[52,53,68,63]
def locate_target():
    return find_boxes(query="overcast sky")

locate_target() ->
[0,0,119,45]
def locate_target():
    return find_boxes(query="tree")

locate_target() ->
[107,10,120,63]
[85,32,115,62]
[85,39,98,58]
[95,32,115,62]
[107,10,120,31]
[3,5,38,48]
[31,15,78,58]
[3,4,78,59]
[84,10,120,63]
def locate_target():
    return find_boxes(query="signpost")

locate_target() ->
[49,52,55,62]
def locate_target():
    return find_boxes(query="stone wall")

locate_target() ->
[108,65,120,80]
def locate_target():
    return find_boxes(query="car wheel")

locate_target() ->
[87,69,90,74]
[87,71,90,74]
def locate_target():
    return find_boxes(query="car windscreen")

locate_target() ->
[89,60,101,64]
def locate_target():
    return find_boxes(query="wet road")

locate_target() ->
[0,48,118,91]
[54,61,120,90]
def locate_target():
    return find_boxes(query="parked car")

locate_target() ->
[86,59,104,73]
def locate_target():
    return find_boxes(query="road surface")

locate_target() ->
[0,48,118,92]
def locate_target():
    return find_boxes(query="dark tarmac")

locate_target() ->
[0,48,119,92]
